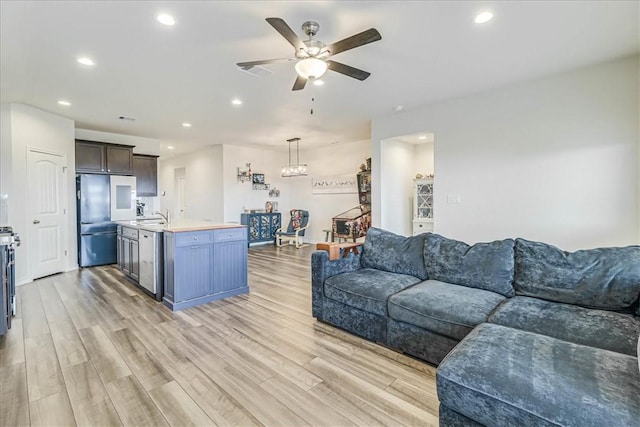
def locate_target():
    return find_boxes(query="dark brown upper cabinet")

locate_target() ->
[75,140,134,175]
[133,154,158,196]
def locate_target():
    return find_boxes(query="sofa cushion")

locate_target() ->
[437,323,640,427]
[424,234,515,297]
[388,280,506,341]
[489,296,640,356]
[324,268,421,316]
[360,227,428,280]
[514,238,640,310]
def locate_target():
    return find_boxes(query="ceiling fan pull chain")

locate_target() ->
[311,97,315,115]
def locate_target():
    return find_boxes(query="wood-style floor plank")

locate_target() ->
[24,333,66,402]
[78,324,131,384]
[0,244,440,426]
[61,361,122,426]
[148,380,215,427]
[105,375,169,427]
[0,318,25,367]
[29,391,76,427]
[0,362,30,426]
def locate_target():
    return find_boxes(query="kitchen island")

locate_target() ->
[118,218,249,311]
[162,221,248,311]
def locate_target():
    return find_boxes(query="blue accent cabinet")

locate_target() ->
[163,227,248,311]
[240,212,281,245]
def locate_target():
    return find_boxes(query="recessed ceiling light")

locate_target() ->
[393,105,404,112]
[182,122,192,127]
[475,12,493,24]
[231,99,243,106]
[312,79,325,86]
[157,13,175,26]
[58,100,71,106]
[167,146,174,150]
[418,135,427,140]
[77,57,95,66]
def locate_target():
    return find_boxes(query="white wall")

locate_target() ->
[0,104,13,225]
[222,144,291,224]
[159,145,224,222]
[415,142,435,177]
[288,139,370,243]
[0,104,76,284]
[372,55,639,250]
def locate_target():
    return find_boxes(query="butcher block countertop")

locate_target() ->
[117,219,246,233]
[163,220,245,232]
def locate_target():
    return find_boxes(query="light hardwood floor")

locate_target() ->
[0,244,439,426]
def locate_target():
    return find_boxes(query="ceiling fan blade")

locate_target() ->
[266,17,306,51]
[292,75,307,91]
[237,58,295,68]
[324,28,381,57]
[326,60,371,81]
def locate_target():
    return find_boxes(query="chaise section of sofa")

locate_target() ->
[437,323,640,427]
[438,239,640,426]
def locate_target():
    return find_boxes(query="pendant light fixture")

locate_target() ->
[281,137,308,177]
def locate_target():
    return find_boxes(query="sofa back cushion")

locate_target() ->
[360,227,428,280]
[514,239,640,311]
[423,233,515,297]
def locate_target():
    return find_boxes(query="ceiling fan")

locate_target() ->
[237,18,382,91]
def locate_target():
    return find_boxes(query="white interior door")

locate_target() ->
[27,149,66,279]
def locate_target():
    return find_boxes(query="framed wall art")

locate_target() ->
[312,175,358,194]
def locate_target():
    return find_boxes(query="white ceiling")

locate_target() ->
[1,1,638,157]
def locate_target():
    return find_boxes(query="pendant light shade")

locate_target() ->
[281,138,308,177]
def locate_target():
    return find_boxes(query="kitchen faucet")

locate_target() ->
[153,209,170,224]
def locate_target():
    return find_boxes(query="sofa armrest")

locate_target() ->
[316,242,363,260]
[311,249,362,318]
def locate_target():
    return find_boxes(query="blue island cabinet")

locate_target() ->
[163,227,248,311]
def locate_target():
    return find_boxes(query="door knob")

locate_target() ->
[33,219,40,224]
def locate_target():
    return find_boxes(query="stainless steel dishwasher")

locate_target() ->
[139,229,163,301]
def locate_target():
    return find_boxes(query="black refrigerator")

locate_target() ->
[77,174,117,267]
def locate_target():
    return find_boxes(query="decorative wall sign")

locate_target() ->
[312,175,357,194]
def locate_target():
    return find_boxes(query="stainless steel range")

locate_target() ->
[0,226,20,336]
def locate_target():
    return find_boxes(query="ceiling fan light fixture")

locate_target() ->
[295,58,328,80]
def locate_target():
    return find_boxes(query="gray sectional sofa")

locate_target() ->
[311,228,640,426]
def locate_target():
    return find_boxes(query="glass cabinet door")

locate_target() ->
[415,180,434,219]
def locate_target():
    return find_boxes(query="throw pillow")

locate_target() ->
[423,233,515,297]
[360,227,428,280]
[514,239,640,311]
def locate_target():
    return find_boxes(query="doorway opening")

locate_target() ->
[379,132,434,236]
[174,167,186,219]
